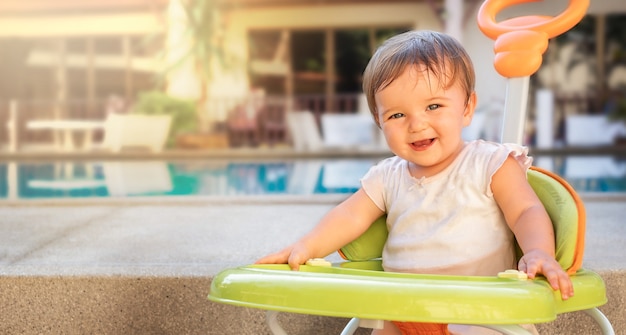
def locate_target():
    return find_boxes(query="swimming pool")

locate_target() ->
[1,155,624,201]
[0,158,379,200]
[534,155,626,194]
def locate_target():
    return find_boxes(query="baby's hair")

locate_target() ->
[362,30,475,126]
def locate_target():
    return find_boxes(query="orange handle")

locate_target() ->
[477,0,589,77]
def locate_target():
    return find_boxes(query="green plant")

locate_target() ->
[159,0,239,133]
[132,90,197,146]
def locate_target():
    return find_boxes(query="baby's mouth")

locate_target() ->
[410,138,435,150]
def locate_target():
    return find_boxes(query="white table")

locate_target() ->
[27,119,105,152]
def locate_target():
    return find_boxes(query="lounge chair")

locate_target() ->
[101,113,172,153]
[286,110,382,152]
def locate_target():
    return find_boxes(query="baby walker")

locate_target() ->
[208,0,615,334]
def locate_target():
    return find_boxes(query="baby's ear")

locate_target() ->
[463,92,477,126]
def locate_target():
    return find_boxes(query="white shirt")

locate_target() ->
[361,140,532,275]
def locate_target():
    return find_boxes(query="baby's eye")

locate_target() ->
[388,113,404,120]
[427,104,440,111]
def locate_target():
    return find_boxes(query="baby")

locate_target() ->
[257,30,573,335]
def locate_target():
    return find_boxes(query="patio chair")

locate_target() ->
[258,100,288,147]
[285,110,325,151]
[208,166,613,335]
[286,110,382,152]
[226,104,261,148]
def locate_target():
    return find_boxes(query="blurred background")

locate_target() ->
[1,5,624,334]
[0,0,624,152]
[0,0,625,199]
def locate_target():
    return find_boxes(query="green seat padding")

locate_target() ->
[527,168,583,273]
[339,215,387,261]
[339,168,584,273]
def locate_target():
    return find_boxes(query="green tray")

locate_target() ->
[208,261,606,324]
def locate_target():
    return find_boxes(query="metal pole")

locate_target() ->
[501,77,529,144]
[266,311,288,335]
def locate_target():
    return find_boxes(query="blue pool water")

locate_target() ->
[0,155,624,200]
[0,158,378,200]
[533,155,626,194]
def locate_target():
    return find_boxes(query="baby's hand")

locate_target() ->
[518,249,574,300]
[255,243,311,271]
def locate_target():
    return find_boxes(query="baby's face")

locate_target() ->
[375,65,476,177]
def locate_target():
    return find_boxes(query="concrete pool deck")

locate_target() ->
[0,195,625,334]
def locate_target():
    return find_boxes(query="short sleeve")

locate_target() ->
[503,143,533,171]
[360,159,389,212]
[484,142,533,196]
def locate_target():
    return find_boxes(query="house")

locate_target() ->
[1,0,625,147]
[0,0,165,116]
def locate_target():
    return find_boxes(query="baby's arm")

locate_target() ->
[492,157,574,300]
[256,189,385,270]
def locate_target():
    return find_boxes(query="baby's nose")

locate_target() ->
[408,115,428,132]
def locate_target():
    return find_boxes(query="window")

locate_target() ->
[248,26,409,98]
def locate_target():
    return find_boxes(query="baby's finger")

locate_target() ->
[288,262,300,271]
[553,272,574,300]
[255,253,284,264]
[558,279,574,300]
[518,258,538,279]
[545,269,561,291]
[255,248,291,264]
[288,253,307,271]
[542,266,574,300]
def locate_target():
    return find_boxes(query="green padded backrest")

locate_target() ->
[338,167,586,274]
[526,167,585,274]
[338,215,387,261]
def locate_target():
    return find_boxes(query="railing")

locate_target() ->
[0,93,365,151]
[1,91,612,152]
[225,93,364,148]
